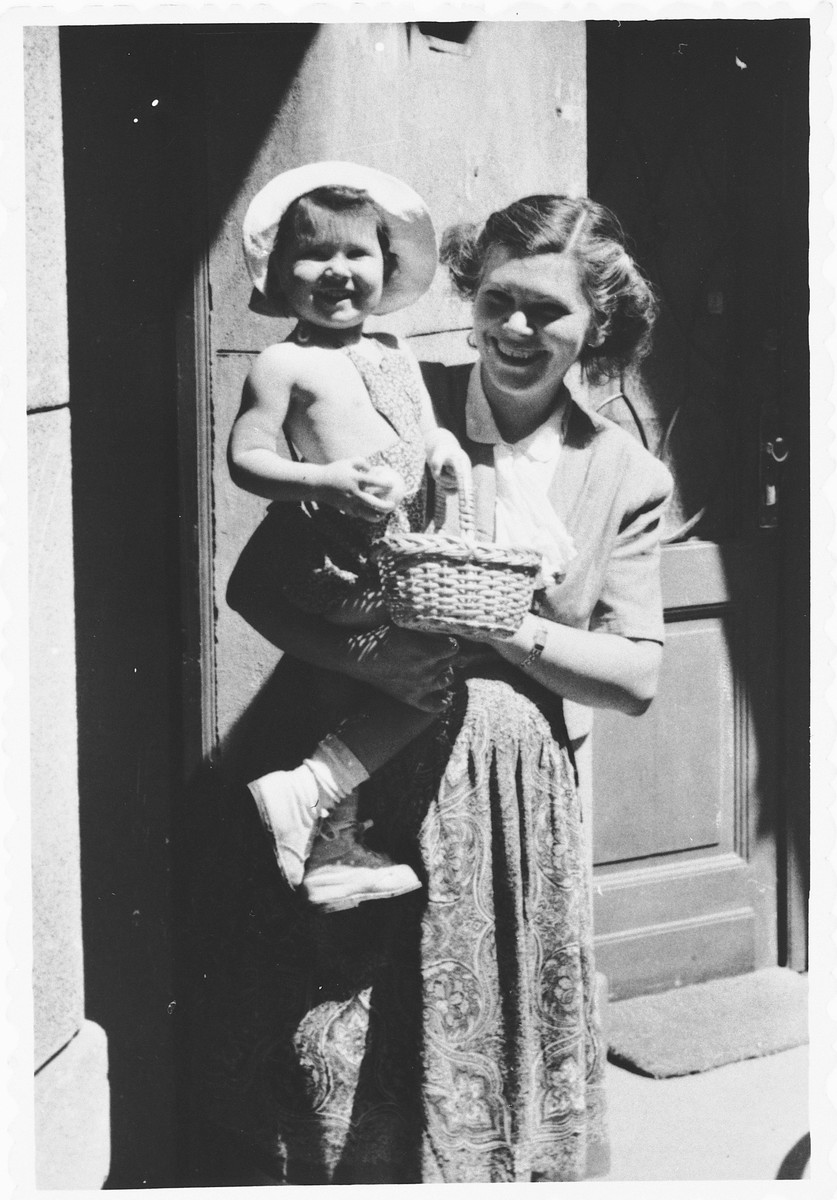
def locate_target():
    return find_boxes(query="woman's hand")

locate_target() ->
[344,623,462,712]
[315,459,406,522]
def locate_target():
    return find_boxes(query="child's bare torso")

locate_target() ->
[281,339,400,465]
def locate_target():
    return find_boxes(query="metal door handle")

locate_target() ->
[765,437,789,464]
[760,435,788,528]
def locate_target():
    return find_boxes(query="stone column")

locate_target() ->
[26,26,110,1188]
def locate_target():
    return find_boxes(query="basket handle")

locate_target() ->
[433,476,475,538]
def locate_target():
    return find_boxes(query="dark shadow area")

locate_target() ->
[174,643,458,1185]
[60,23,315,1187]
[416,22,477,50]
[588,19,810,966]
[62,26,186,1186]
[776,1132,810,1179]
[190,26,319,248]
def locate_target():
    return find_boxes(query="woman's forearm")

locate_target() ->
[490,612,662,715]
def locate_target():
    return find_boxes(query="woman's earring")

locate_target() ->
[296,323,312,345]
[466,330,477,349]
[587,328,605,348]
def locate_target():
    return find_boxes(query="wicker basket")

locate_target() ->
[374,485,542,639]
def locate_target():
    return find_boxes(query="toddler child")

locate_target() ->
[231,162,471,912]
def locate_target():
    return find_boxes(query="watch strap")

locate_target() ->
[519,620,549,670]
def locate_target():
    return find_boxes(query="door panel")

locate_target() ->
[595,902,756,999]
[593,542,779,997]
[595,613,735,865]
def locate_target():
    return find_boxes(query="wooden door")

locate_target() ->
[585,20,809,998]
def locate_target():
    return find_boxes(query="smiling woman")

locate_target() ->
[212,190,672,1182]
[470,248,597,442]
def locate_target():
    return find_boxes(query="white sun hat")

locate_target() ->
[242,161,438,316]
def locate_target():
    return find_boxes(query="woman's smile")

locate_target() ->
[490,339,543,366]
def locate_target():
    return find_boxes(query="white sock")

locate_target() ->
[248,734,370,821]
[306,733,370,812]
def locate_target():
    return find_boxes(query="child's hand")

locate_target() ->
[317,459,406,522]
[427,430,472,494]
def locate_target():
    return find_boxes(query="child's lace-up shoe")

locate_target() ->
[302,796,421,913]
[248,774,324,889]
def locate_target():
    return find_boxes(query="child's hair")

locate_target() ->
[440,195,657,383]
[265,185,396,315]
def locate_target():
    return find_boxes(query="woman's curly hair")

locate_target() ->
[440,195,657,383]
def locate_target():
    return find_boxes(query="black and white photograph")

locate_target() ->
[6,4,832,1191]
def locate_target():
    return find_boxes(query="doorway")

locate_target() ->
[586,19,809,996]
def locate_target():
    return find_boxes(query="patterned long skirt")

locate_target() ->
[191,674,608,1183]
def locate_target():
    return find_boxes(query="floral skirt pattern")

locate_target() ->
[191,675,608,1183]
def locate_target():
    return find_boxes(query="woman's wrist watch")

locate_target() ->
[519,619,549,670]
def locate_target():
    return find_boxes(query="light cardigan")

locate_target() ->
[424,360,674,646]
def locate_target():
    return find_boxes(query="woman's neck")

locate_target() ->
[481,368,570,444]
